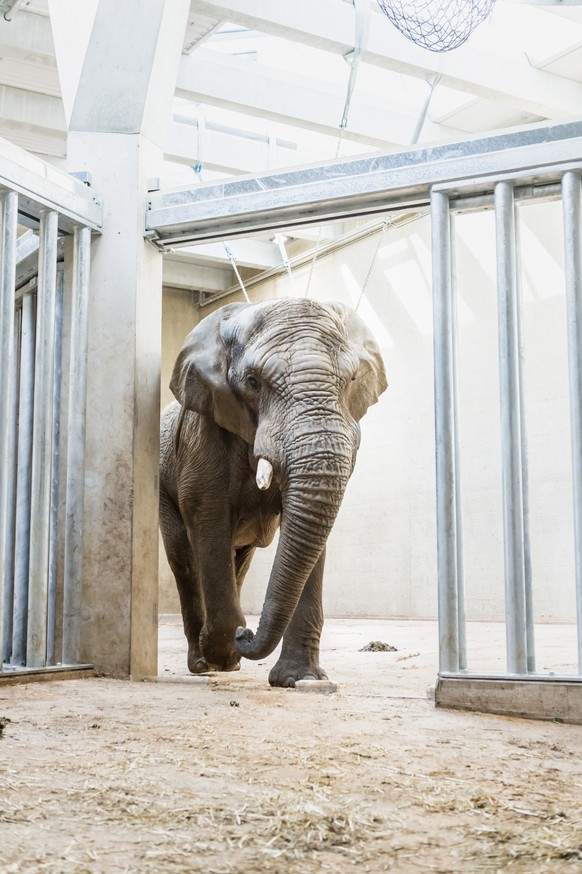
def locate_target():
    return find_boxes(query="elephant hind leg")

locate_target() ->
[159,489,206,674]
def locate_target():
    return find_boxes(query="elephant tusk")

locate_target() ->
[256,458,273,490]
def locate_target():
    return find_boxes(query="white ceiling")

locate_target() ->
[1,0,581,293]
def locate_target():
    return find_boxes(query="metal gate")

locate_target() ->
[432,172,582,720]
[146,119,582,720]
[0,145,101,678]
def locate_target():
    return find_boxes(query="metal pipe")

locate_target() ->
[46,265,64,666]
[562,170,582,674]
[27,210,58,667]
[495,181,528,675]
[2,305,20,665]
[62,227,91,666]
[449,211,467,672]
[514,209,535,673]
[431,189,460,674]
[11,290,35,666]
[0,190,18,670]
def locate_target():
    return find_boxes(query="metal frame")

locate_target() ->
[0,137,100,675]
[146,120,582,247]
[147,118,582,719]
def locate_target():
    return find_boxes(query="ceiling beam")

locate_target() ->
[162,256,233,291]
[174,239,282,269]
[188,0,582,119]
[166,116,305,174]
[0,6,56,64]
[177,48,459,149]
[0,84,66,157]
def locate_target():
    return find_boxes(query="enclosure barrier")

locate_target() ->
[0,139,101,677]
[146,120,582,721]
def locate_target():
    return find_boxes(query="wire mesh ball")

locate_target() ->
[376,0,496,53]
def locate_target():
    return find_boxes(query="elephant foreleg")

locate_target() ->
[235,544,256,594]
[268,548,328,688]
[194,519,246,672]
[159,490,206,674]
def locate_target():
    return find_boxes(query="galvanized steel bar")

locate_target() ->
[2,305,20,665]
[62,227,91,666]
[449,212,467,672]
[46,265,64,666]
[495,181,528,676]
[27,210,58,667]
[11,291,35,665]
[146,121,582,247]
[0,190,18,670]
[514,211,535,673]
[431,189,460,674]
[562,170,582,673]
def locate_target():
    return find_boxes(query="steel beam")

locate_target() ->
[0,135,102,233]
[0,190,18,670]
[146,120,582,247]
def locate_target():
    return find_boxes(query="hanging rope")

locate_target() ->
[354,219,391,312]
[305,0,367,299]
[223,244,251,304]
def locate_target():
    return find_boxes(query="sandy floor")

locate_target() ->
[1,617,582,873]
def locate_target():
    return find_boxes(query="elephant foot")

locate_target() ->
[187,645,209,675]
[188,651,241,674]
[198,623,243,674]
[268,657,329,688]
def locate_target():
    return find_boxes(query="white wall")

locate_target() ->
[160,201,577,625]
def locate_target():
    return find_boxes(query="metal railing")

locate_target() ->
[0,141,101,674]
[432,173,582,683]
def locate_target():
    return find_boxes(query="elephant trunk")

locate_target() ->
[235,429,355,660]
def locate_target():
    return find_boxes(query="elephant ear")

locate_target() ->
[169,303,257,445]
[325,301,388,421]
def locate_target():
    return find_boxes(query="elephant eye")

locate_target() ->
[246,374,260,391]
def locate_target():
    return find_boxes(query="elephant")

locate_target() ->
[159,297,387,687]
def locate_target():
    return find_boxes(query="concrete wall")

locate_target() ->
[160,201,577,624]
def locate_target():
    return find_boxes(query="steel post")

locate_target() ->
[0,190,18,670]
[495,181,528,675]
[2,305,20,664]
[46,265,64,666]
[432,189,460,674]
[449,212,467,672]
[514,210,535,673]
[11,291,35,665]
[62,227,91,665]
[27,210,58,667]
[562,170,582,674]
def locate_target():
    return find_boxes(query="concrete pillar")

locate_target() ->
[52,0,190,677]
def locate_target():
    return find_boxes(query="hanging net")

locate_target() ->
[376,0,496,53]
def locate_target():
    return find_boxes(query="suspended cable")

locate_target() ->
[306,0,368,298]
[354,218,391,312]
[223,244,251,304]
[272,234,298,294]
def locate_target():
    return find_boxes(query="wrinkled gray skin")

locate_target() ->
[159,298,387,687]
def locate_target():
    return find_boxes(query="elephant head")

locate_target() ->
[170,298,387,661]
